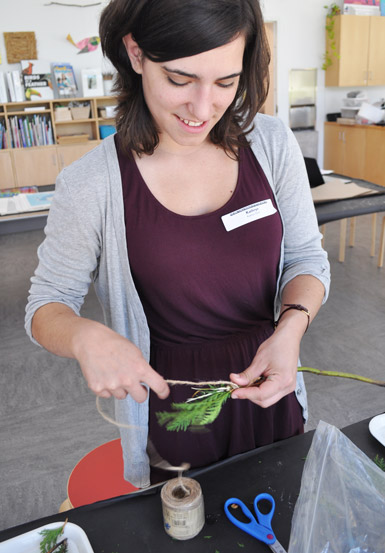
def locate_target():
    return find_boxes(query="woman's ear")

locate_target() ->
[122,33,143,74]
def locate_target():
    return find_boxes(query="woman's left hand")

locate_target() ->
[229,325,300,407]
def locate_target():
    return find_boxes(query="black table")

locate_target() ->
[314,179,385,225]
[1,415,384,552]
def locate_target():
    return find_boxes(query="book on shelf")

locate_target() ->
[20,60,54,100]
[0,73,8,103]
[343,0,380,14]
[24,106,46,112]
[0,121,10,149]
[6,72,16,102]
[51,63,78,97]
[0,191,54,216]
[11,70,24,102]
[0,186,38,198]
[8,114,53,148]
[0,122,4,149]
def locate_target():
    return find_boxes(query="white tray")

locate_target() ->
[0,521,94,553]
[369,413,385,448]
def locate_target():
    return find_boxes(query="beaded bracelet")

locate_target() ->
[274,303,311,332]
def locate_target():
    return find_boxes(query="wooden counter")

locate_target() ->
[324,122,385,188]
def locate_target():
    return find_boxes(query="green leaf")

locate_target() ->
[374,455,385,472]
[156,386,232,432]
[39,521,68,553]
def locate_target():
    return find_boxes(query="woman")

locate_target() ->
[26,0,330,488]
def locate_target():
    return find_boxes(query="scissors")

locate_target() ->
[224,493,287,553]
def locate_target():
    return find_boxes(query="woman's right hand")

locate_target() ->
[32,303,169,403]
[72,321,170,402]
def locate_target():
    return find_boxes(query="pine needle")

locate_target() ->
[39,520,68,553]
[374,455,385,472]
[156,385,232,431]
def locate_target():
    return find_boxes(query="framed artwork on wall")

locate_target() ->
[81,68,104,98]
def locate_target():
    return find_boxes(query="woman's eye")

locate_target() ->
[167,77,189,87]
[217,81,235,89]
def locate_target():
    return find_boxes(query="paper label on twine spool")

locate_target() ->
[161,477,205,540]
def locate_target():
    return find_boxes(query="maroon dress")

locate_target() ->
[116,137,303,481]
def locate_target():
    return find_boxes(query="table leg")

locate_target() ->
[378,216,385,268]
[348,217,356,248]
[371,213,377,257]
[339,219,347,262]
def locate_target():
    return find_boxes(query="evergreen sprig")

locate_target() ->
[374,455,385,472]
[156,367,385,432]
[156,385,232,431]
[39,520,68,553]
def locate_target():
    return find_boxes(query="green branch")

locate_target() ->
[156,368,385,432]
[299,367,385,387]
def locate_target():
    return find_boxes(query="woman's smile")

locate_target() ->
[175,115,208,133]
[177,116,205,127]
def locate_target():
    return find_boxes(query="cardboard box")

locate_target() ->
[54,107,72,122]
[70,105,91,120]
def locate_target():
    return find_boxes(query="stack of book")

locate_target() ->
[0,71,24,102]
[7,114,53,148]
[343,0,381,15]
[0,73,8,103]
[0,191,54,216]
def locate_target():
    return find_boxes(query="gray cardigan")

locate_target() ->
[25,114,330,488]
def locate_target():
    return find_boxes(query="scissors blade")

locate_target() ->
[269,538,287,553]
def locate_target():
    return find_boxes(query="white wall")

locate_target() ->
[0,0,112,86]
[1,0,385,164]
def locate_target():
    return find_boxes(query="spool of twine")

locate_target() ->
[160,477,205,540]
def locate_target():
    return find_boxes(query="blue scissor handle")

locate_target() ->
[253,492,275,530]
[224,494,276,545]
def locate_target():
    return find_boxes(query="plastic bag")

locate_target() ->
[288,420,385,553]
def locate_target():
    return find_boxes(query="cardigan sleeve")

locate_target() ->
[25,161,103,345]
[250,115,330,304]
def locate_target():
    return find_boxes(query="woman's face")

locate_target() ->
[124,34,245,153]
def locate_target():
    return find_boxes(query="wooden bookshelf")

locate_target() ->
[0,95,117,189]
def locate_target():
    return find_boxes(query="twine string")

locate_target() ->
[95,379,237,478]
[95,378,240,429]
[166,379,239,388]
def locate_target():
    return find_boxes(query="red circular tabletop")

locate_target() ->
[67,439,138,508]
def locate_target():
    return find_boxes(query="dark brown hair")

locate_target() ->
[99,0,270,157]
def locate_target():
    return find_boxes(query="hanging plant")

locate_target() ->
[156,368,385,432]
[322,3,341,71]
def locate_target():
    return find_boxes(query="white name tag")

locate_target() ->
[221,199,277,231]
